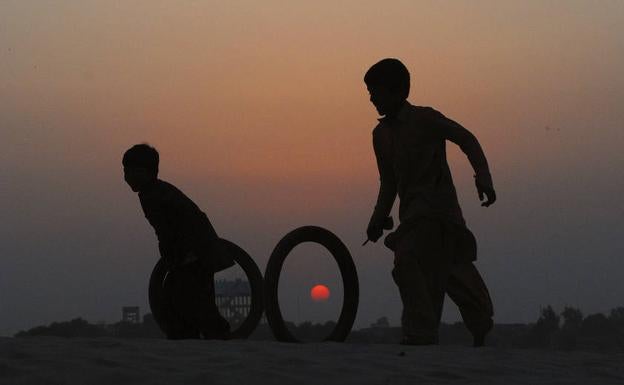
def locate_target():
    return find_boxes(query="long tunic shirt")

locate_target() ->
[138,179,228,269]
[371,102,494,260]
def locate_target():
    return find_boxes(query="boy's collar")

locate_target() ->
[378,101,411,123]
[137,178,159,196]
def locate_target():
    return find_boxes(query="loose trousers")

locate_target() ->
[163,260,230,339]
[392,218,493,340]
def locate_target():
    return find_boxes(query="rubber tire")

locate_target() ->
[148,238,264,339]
[264,226,359,342]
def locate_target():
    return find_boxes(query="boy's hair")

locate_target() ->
[364,58,410,100]
[122,144,159,175]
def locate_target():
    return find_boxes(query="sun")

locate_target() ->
[310,284,330,302]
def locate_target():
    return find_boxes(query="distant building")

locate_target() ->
[370,316,390,328]
[122,306,140,324]
[215,279,251,326]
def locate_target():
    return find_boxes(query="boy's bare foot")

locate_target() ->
[472,319,493,347]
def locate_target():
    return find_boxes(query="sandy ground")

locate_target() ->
[1,337,623,385]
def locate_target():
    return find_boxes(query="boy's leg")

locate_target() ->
[196,270,230,339]
[167,261,230,340]
[392,219,453,344]
[164,268,201,339]
[446,262,494,346]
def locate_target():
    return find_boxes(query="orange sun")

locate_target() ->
[310,284,330,302]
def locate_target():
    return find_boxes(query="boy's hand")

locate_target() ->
[365,216,393,245]
[181,251,199,265]
[476,178,496,207]
[366,221,384,243]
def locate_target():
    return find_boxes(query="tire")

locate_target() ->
[219,239,264,339]
[148,258,170,335]
[148,238,264,339]
[264,226,359,342]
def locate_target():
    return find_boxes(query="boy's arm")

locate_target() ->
[143,202,181,266]
[368,130,397,242]
[143,187,208,268]
[431,110,496,207]
[175,199,218,256]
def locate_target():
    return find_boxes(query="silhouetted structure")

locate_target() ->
[122,306,140,324]
[370,316,390,328]
[215,278,251,326]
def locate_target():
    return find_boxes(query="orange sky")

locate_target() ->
[1,1,623,334]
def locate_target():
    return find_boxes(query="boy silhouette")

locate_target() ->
[364,59,495,346]
[123,144,232,339]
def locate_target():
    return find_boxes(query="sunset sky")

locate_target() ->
[1,1,623,335]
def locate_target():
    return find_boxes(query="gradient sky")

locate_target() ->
[1,1,623,336]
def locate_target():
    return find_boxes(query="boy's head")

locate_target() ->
[122,144,159,192]
[364,58,410,117]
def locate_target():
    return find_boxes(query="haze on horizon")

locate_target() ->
[1,1,623,336]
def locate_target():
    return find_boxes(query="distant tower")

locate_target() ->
[122,306,140,324]
[215,279,251,327]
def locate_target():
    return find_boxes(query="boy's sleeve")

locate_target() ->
[370,128,397,228]
[179,203,218,254]
[171,195,235,272]
[168,194,218,259]
[428,108,494,190]
[143,199,181,266]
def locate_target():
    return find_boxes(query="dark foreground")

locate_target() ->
[1,337,623,385]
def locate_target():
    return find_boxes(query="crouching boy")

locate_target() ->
[123,143,232,339]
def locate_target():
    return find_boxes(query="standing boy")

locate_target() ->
[364,59,495,346]
[123,143,232,339]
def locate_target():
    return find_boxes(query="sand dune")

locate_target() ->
[1,337,623,384]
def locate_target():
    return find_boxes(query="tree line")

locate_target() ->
[14,306,624,351]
